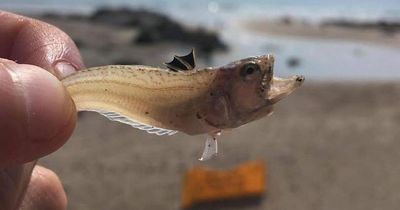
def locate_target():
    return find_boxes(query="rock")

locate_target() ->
[90,7,169,28]
[39,8,228,57]
[135,26,227,53]
[41,12,86,21]
[280,16,292,25]
[89,8,228,55]
[287,57,301,68]
[322,19,400,35]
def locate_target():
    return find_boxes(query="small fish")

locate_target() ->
[62,50,304,160]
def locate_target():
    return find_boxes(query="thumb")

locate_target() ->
[0,59,76,167]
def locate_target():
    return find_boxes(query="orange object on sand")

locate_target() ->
[181,160,266,208]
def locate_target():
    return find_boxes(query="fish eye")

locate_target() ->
[240,63,260,79]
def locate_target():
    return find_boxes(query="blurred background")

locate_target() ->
[2,0,400,209]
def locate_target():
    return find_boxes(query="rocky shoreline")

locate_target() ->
[35,8,400,75]
[322,19,400,35]
[37,8,227,67]
[244,17,400,49]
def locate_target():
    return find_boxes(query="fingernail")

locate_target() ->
[53,61,77,79]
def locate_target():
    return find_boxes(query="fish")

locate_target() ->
[61,49,304,160]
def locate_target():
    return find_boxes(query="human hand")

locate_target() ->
[0,11,84,210]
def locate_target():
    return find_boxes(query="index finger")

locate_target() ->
[0,10,84,78]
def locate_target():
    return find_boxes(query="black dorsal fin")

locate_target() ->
[164,49,196,72]
[176,49,195,70]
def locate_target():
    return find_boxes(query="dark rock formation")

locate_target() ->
[287,57,301,68]
[38,8,228,57]
[89,8,228,54]
[322,19,400,35]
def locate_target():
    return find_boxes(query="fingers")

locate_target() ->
[0,11,77,210]
[19,165,67,210]
[0,161,36,210]
[0,10,84,78]
[0,60,76,166]
[0,163,67,210]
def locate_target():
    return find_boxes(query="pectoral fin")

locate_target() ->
[165,49,196,71]
[199,135,218,161]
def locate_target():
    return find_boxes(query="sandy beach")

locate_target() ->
[30,9,400,210]
[243,19,400,49]
[39,82,400,210]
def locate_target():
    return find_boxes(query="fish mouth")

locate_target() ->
[260,70,271,95]
[259,54,274,95]
[265,75,305,103]
[257,54,304,103]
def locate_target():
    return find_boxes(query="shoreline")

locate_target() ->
[32,8,227,68]
[242,19,400,49]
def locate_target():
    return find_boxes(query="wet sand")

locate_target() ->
[244,19,400,49]
[40,82,400,210]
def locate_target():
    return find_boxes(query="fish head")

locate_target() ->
[205,54,304,129]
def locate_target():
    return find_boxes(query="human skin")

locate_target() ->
[0,11,84,210]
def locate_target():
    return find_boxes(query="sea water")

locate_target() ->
[1,0,400,81]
